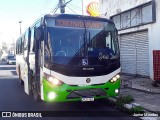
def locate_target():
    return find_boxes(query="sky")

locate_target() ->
[0,0,82,44]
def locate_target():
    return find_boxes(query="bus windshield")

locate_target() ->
[46,22,119,66]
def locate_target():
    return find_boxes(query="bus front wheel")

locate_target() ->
[33,92,41,102]
[32,75,41,102]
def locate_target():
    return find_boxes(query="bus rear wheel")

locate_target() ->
[18,67,24,85]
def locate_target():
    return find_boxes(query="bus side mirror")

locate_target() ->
[35,27,44,41]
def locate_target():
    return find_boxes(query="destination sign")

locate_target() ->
[55,19,105,29]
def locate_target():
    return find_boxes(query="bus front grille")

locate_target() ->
[67,88,107,99]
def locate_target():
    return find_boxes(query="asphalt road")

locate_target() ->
[0,61,141,120]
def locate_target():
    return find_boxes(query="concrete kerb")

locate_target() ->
[106,97,160,119]
[121,74,160,94]
[124,86,160,95]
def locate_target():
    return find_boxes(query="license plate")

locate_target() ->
[81,97,94,102]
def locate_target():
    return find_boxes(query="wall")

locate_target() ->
[101,0,151,18]
[100,0,160,80]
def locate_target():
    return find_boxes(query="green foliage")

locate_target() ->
[117,95,134,104]
[116,95,134,110]
[130,106,144,114]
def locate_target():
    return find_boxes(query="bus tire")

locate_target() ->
[18,67,24,85]
[32,75,41,102]
[29,71,35,96]
[33,92,41,102]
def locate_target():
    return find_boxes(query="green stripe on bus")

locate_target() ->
[42,77,120,102]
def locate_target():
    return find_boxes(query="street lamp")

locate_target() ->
[19,21,22,35]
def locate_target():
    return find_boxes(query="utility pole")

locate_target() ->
[59,0,65,13]
[19,21,22,35]
[52,0,72,14]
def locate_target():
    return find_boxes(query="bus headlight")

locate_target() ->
[110,79,114,83]
[113,77,117,82]
[43,73,64,86]
[110,74,120,83]
[48,76,64,86]
[116,75,120,79]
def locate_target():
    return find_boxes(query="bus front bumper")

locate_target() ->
[42,79,120,102]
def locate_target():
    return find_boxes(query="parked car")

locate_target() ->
[1,53,7,61]
[6,55,14,64]
[8,58,16,64]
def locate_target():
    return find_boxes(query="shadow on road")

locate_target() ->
[11,71,17,75]
[0,67,16,70]
[42,100,110,111]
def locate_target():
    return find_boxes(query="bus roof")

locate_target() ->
[43,14,113,23]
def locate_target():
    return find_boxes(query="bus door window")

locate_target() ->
[21,35,27,60]
[24,32,28,61]
[17,38,22,54]
[30,28,35,53]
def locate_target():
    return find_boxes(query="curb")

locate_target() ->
[122,83,160,95]
[125,86,160,95]
[107,97,160,120]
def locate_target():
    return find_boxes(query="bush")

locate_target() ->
[130,106,144,114]
[117,95,134,104]
[116,95,134,110]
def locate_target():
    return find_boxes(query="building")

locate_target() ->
[100,0,160,81]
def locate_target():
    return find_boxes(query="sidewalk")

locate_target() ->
[120,74,160,116]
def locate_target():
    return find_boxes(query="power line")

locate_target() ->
[68,3,82,10]
[67,5,78,14]
[50,0,75,14]
[58,0,73,13]
[65,9,72,14]
[65,0,73,5]
[38,0,58,15]
[51,3,59,13]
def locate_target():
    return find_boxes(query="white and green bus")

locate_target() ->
[16,14,121,102]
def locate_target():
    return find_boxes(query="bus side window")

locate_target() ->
[16,39,21,54]
[30,28,35,53]
[23,33,28,59]
[24,34,28,51]
[19,39,22,54]
[19,39,21,54]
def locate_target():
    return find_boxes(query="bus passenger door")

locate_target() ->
[23,51,29,94]
[23,30,30,95]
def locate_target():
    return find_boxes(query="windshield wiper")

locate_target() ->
[82,17,88,58]
[88,32,91,47]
